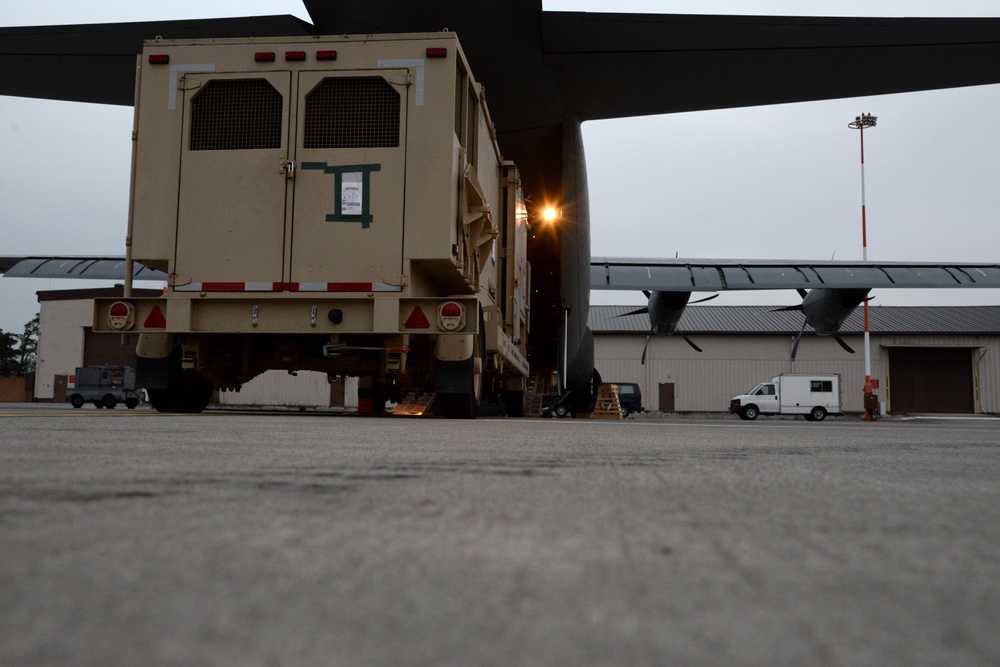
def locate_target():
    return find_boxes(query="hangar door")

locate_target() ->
[889,347,975,413]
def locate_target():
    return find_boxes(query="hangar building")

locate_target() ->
[590,304,1000,415]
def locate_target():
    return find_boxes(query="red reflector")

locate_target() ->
[316,50,337,60]
[148,54,170,65]
[404,307,431,329]
[255,52,276,62]
[426,47,448,58]
[285,51,306,61]
[109,302,130,317]
[144,306,167,329]
[440,302,462,318]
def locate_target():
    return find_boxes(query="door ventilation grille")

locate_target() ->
[190,79,283,151]
[304,77,400,149]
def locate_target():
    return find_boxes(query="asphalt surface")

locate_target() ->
[2,404,999,666]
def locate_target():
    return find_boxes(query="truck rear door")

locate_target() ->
[291,70,408,290]
[175,72,292,289]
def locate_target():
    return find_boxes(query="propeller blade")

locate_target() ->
[796,289,809,299]
[616,306,649,318]
[772,305,803,313]
[791,318,808,361]
[641,328,654,365]
[689,293,719,305]
[681,333,703,353]
[642,290,651,299]
[834,335,856,354]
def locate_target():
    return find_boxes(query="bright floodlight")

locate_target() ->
[542,206,558,223]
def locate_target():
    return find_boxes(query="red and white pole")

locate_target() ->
[849,113,877,420]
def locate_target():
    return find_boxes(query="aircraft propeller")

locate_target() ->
[772,288,872,361]
[617,291,718,364]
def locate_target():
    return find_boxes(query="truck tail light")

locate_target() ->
[148,54,169,65]
[285,51,306,62]
[316,50,337,61]
[108,301,135,331]
[438,301,466,331]
[255,52,276,62]
[426,48,447,58]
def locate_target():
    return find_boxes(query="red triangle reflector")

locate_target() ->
[144,306,167,329]
[404,306,430,329]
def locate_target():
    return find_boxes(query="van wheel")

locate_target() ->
[810,406,827,422]
[69,394,84,409]
[620,404,631,418]
[742,405,759,420]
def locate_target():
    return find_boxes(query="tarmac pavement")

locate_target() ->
[1,404,999,666]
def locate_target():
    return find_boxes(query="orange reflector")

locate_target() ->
[255,52,276,62]
[144,306,167,329]
[404,306,431,329]
[148,54,169,65]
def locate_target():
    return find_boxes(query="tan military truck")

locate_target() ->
[93,32,530,417]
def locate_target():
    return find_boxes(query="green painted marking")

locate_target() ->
[302,162,382,229]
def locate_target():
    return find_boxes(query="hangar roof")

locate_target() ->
[589,305,1000,336]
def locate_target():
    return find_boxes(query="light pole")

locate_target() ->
[848,113,877,420]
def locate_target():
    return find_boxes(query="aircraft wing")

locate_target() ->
[0,15,313,105]
[0,256,165,281]
[591,257,1000,292]
[4,6,1000,130]
[544,12,1000,122]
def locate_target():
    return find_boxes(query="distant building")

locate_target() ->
[590,305,1000,414]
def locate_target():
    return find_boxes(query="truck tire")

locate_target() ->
[102,394,118,409]
[742,405,759,420]
[810,406,827,422]
[125,398,140,410]
[70,394,84,409]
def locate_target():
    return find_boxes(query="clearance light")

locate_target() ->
[426,47,448,58]
[316,50,337,60]
[438,301,466,331]
[255,52,276,62]
[285,51,307,62]
[148,54,170,65]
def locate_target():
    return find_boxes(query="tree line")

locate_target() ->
[0,314,39,377]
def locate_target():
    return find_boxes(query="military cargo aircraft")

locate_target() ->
[4,2,1000,412]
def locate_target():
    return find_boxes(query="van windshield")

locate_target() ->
[746,383,763,395]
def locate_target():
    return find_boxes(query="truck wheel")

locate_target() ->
[554,403,569,418]
[810,406,827,422]
[102,394,118,409]
[742,405,759,420]
[125,398,140,410]
[433,335,483,419]
[93,401,104,409]
[70,394,84,409]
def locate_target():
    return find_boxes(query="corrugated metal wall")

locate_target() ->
[596,333,1000,414]
[217,371,358,409]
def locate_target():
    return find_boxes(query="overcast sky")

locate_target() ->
[2,1,1000,334]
